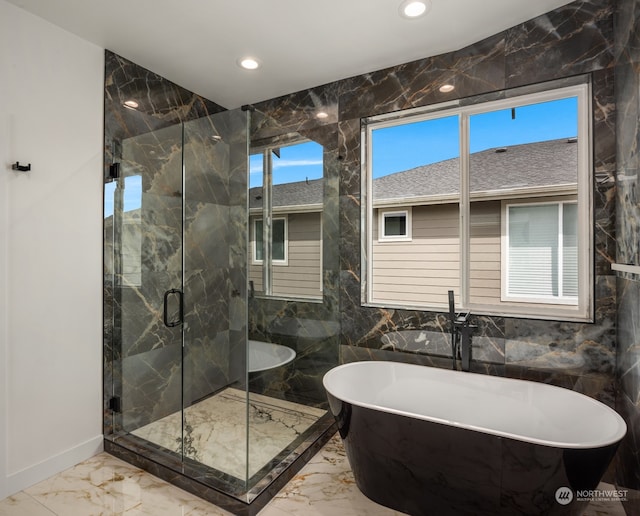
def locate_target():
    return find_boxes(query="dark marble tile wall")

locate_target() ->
[336,0,618,410]
[614,0,640,505]
[247,84,341,408]
[615,0,640,269]
[103,50,246,433]
[103,51,224,180]
[616,277,640,494]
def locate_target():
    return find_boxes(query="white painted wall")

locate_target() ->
[0,0,104,499]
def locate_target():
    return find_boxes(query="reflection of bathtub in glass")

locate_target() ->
[381,331,593,372]
[248,340,296,373]
[380,330,452,357]
[506,340,587,371]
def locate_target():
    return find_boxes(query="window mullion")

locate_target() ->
[459,113,470,309]
[558,202,564,298]
[363,124,372,305]
[262,149,273,296]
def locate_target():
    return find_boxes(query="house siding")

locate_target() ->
[372,204,460,306]
[469,201,502,304]
[372,196,576,308]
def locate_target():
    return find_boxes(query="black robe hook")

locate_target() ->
[11,162,31,172]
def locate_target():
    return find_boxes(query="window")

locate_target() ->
[249,139,323,299]
[503,201,577,303]
[363,82,592,320]
[253,217,287,264]
[379,209,412,241]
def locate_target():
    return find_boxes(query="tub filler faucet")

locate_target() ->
[448,290,475,372]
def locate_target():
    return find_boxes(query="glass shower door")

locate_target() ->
[108,123,186,454]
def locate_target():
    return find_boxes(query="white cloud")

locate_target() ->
[272,159,323,169]
[250,158,322,176]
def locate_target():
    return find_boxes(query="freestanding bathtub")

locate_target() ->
[323,361,626,516]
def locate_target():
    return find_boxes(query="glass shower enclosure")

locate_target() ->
[104,107,253,496]
[104,107,333,505]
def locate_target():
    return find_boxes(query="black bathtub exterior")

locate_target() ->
[327,393,620,516]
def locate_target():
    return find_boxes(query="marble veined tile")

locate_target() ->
[582,490,627,516]
[132,388,326,480]
[0,492,56,516]
[22,452,232,516]
[259,435,404,516]
[0,437,629,516]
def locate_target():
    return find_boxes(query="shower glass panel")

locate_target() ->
[248,140,323,300]
[246,127,336,489]
[109,123,185,443]
[105,108,251,492]
[181,112,249,484]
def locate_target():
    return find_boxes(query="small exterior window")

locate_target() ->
[253,217,287,264]
[379,209,412,241]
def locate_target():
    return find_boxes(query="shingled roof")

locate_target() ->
[249,178,323,210]
[249,138,577,210]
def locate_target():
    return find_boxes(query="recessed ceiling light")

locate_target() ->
[238,57,260,70]
[399,0,430,19]
[316,111,329,119]
[439,84,455,93]
[123,99,139,109]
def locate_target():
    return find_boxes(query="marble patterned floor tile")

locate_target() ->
[581,485,628,516]
[0,436,629,516]
[21,452,233,516]
[258,435,404,516]
[132,388,325,480]
[0,492,56,516]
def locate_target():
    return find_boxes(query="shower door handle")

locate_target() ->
[163,289,184,328]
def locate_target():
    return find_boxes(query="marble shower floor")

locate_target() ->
[0,435,628,516]
[131,388,326,480]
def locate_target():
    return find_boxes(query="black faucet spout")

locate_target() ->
[447,290,475,372]
[459,324,474,372]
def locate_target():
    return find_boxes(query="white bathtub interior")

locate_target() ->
[323,361,627,449]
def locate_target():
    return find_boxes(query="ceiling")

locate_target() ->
[7,0,573,109]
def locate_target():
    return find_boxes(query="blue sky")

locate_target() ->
[372,96,578,178]
[105,96,577,216]
[104,177,139,218]
[249,140,323,188]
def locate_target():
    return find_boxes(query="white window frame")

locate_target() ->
[501,199,579,305]
[378,208,412,241]
[362,81,593,322]
[252,216,288,266]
